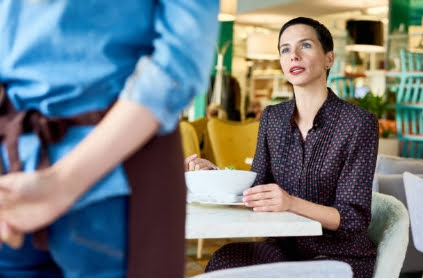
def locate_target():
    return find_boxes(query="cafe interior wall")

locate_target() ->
[388,0,423,69]
[187,0,422,120]
[191,21,234,120]
[229,15,386,116]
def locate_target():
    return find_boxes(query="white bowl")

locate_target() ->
[185,170,257,195]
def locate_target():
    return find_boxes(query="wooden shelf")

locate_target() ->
[250,74,293,102]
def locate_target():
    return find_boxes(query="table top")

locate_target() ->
[186,203,322,239]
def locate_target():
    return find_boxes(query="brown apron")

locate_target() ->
[0,84,186,277]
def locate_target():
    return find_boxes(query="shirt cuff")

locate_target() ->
[333,203,360,234]
[119,56,195,135]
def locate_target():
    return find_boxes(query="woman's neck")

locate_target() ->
[293,85,328,125]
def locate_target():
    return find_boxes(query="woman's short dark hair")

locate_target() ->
[277,17,334,77]
[278,17,333,53]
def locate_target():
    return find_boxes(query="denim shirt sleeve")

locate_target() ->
[120,0,219,134]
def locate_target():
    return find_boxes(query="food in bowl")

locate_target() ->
[185,170,257,195]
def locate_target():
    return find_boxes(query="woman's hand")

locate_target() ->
[184,154,218,171]
[242,183,293,212]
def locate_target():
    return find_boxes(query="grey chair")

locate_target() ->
[403,172,423,253]
[369,192,410,277]
[194,260,353,278]
[372,155,423,274]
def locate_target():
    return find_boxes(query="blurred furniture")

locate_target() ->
[180,121,201,158]
[189,117,208,147]
[189,117,216,165]
[190,192,408,278]
[372,155,423,274]
[399,48,422,73]
[396,104,423,157]
[250,74,293,102]
[386,49,423,95]
[194,260,352,278]
[368,191,409,277]
[190,117,257,259]
[188,199,322,259]
[186,203,322,239]
[179,121,204,259]
[327,60,363,99]
[403,172,423,253]
[327,73,355,99]
[207,119,259,170]
[386,49,423,158]
[378,138,400,156]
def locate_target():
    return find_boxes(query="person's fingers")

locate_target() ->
[243,191,274,203]
[191,159,205,171]
[0,178,13,207]
[194,161,210,170]
[204,164,214,170]
[206,161,219,170]
[0,222,24,249]
[184,154,197,164]
[188,160,196,171]
[243,184,276,195]
[184,154,198,171]
[244,198,275,207]
[252,205,277,212]
[186,157,219,171]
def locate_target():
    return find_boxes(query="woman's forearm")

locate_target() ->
[51,99,160,199]
[289,196,341,231]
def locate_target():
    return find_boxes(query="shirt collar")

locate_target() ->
[288,88,338,130]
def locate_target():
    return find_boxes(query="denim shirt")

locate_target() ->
[0,0,219,210]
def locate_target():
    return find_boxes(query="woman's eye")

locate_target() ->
[281,48,289,54]
[302,42,311,48]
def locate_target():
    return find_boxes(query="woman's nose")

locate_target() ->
[290,49,300,61]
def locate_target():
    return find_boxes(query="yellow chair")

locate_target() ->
[179,121,200,158]
[189,117,215,164]
[207,118,259,170]
[180,121,205,259]
[189,117,208,146]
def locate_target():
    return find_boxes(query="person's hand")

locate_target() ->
[0,221,24,249]
[242,183,293,212]
[0,168,78,248]
[184,154,218,171]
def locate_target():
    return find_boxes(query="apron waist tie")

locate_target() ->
[0,84,109,249]
[0,83,187,277]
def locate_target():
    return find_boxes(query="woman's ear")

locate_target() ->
[326,51,335,69]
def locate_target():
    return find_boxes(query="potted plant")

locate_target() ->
[349,91,399,156]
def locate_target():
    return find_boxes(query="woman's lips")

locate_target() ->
[289,66,305,75]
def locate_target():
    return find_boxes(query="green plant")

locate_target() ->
[349,91,398,138]
[381,128,394,138]
[349,91,387,119]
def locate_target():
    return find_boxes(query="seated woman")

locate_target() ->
[185,17,378,278]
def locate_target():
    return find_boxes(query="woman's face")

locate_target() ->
[278,24,333,87]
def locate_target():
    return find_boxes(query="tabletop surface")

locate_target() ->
[186,203,322,239]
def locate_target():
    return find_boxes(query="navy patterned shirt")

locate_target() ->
[251,89,378,259]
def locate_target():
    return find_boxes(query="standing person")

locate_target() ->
[0,0,219,277]
[204,17,378,278]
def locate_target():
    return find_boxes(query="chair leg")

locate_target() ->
[197,238,204,259]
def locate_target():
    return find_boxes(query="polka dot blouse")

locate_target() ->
[251,88,378,260]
